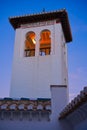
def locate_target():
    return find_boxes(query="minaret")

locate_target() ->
[9,9,72,99]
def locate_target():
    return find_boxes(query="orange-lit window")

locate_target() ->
[24,31,36,57]
[39,30,51,56]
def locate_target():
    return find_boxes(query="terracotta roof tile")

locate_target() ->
[59,87,87,119]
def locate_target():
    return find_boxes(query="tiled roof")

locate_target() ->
[9,9,72,43]
[0,98,51,111]
[59,87,87,119]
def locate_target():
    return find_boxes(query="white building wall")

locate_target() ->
[74,118,87,130]
[50,85,68,121]
[0,85,87,130]
[0,86,70,130]
[0,120,66,130]
[10,22,68,99]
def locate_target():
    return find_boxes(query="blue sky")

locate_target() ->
[0,0,87,101]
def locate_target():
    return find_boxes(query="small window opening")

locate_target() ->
[24,31,36,57]
[39,30,51,56]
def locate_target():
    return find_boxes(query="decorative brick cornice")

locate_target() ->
[0,98,51,111]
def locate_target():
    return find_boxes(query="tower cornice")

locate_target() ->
[9,9,72,42]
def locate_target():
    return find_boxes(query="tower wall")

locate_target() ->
[10,21,68,99]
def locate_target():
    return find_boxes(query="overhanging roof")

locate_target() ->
[9,9,72,43]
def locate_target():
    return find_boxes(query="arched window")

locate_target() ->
[39,29,51,56]
[24,31,36,57]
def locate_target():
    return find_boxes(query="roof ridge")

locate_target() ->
[9,8,66,19]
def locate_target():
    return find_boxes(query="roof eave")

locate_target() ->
[9,9,72,43]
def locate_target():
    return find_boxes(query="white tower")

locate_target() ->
[9,9,72,99]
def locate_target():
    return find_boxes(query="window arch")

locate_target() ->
[24,31,36,57]
[39,29,51,56]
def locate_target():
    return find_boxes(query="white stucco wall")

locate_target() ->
[10,21,68,99]
[51,85,68,120]
[0,119,69,130]
[0,85,69,130]
[1,86,87,130]
[74,118,87,130]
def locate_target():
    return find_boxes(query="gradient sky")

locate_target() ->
[0,0,87,101]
